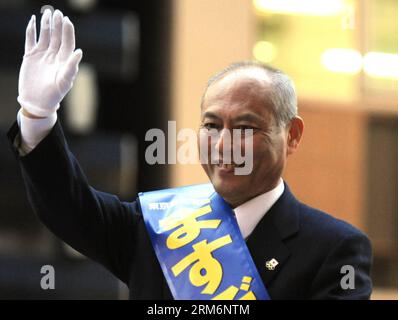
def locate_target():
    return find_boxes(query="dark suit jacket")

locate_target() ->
[7,120,373,299]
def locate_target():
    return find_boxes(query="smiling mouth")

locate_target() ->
[215,163,245,169]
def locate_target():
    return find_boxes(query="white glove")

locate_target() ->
[17,9,83,118]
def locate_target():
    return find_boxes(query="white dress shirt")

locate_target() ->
[234,178,284,240]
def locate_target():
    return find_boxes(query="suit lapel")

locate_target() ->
[245,183,300,286]
[246,218,290,285]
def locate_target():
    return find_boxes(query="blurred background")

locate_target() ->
[0,0,397,299]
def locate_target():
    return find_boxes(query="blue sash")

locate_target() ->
[138,183,270,300]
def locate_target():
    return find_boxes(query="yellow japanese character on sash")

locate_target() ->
[212,276,257,300]
[171,235,232,295]
[159,201,222,249]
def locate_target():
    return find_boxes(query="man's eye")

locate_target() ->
[236,125,255,131]
[203,123,220,130]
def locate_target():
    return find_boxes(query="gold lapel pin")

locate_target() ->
[265,258,279,271]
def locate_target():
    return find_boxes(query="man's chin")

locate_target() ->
[211,179,248,205]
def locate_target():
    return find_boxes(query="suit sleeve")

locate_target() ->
[7,119,140,284]
[308,232,373,300]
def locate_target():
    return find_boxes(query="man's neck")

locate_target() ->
[226,179,283,208]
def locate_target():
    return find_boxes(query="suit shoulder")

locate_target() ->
[297,202,369,243]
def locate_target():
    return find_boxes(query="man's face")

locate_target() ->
[198,69,289,208]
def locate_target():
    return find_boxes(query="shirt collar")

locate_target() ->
[233,178,284,239]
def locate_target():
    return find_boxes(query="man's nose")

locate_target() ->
[214,128,233,155]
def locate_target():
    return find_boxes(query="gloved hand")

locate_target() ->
[17,9,83,118]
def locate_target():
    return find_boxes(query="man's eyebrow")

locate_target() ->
[233,113,263,123]
[202,111,221,120]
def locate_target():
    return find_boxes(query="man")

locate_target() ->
[7,9,372,299]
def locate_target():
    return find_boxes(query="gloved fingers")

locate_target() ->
[49,10,64,53]
[24,15,36,53]
[63,49,83,80]
[36,9,52,51]
[57,49,83,93]
[58,17,75,62]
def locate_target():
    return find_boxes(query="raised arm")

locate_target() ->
[10,9,140,284]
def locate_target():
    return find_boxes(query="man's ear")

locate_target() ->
[287,116,304,156]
